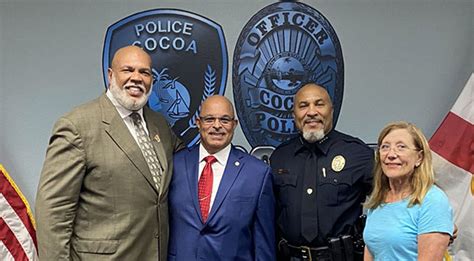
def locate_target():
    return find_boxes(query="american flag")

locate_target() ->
[430,73,473,261]
[0,164,38,261]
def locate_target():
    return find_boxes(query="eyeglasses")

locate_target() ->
[378,144,420,155]
[199,116,235,126]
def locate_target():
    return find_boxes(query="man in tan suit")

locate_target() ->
[36,46,183,260]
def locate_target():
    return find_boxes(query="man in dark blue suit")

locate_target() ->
[168,95,276,260]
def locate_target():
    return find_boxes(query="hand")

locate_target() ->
[450,224,458,245]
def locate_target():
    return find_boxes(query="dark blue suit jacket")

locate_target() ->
[168,145,276,260]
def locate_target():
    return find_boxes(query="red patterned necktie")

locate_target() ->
[198,155,217,222]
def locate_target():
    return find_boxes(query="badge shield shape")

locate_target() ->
[233,2,344,148]
[103,9,228,147]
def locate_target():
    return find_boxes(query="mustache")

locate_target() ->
[209,130,225,134]
[303,115,324,123]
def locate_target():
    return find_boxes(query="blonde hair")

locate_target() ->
[365,121,434,209]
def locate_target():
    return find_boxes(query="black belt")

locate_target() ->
[278,239,332,261]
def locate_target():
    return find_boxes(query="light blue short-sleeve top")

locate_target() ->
[363,185,453,260]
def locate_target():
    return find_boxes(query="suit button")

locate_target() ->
[154,232,159,238]
[200,227,208,234]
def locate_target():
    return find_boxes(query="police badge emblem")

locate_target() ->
[331,155,345,172]
[233,2,344,148]
[103,9,228,147]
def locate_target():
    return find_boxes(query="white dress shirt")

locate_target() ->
[198,143,232,210]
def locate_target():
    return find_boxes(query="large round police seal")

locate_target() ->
[233,2,344,148]
[103,9,228,147]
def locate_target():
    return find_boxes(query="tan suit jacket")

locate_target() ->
[36,94,183,260]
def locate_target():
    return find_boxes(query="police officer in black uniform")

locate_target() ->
[270,83,374,261]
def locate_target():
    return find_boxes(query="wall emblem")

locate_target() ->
[103,9,228,147]
[233,2,344,148]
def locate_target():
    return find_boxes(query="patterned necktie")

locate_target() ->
[198,155,217,222]
[130,112,161,191]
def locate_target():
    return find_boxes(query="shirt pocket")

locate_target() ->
[273,170,297,207]
[318,170,354,206]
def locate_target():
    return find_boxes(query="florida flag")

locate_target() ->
[0,164,38,261]
[429,73,473,261]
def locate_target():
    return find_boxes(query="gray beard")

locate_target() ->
[302,129,325,143]
[109,77,150,111]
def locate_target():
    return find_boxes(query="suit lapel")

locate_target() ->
[207,147,244,222]
[144,108,168,196]
[100,95,159,194]
[185,146,203,221]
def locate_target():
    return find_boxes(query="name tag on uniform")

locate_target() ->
[276,168,289,174]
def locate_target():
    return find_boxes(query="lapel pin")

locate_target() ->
[234,161,240,166]
[154,134,161,142]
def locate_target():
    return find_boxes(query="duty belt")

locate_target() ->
[278,239,332,261]
[278,236,357,261]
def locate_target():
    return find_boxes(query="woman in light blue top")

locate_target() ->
[363,121,453,261]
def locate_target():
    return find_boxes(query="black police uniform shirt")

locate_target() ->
[270,129,374,246]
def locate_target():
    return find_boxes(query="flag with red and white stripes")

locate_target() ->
[429,73,473,261]
[0,164,38,261]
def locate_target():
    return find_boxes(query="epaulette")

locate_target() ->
[333,130,370,147]
[274,136,300,150]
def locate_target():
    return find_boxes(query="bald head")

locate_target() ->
[295,83,333,108]
[111,45,152,71]
[201,95,235,118]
